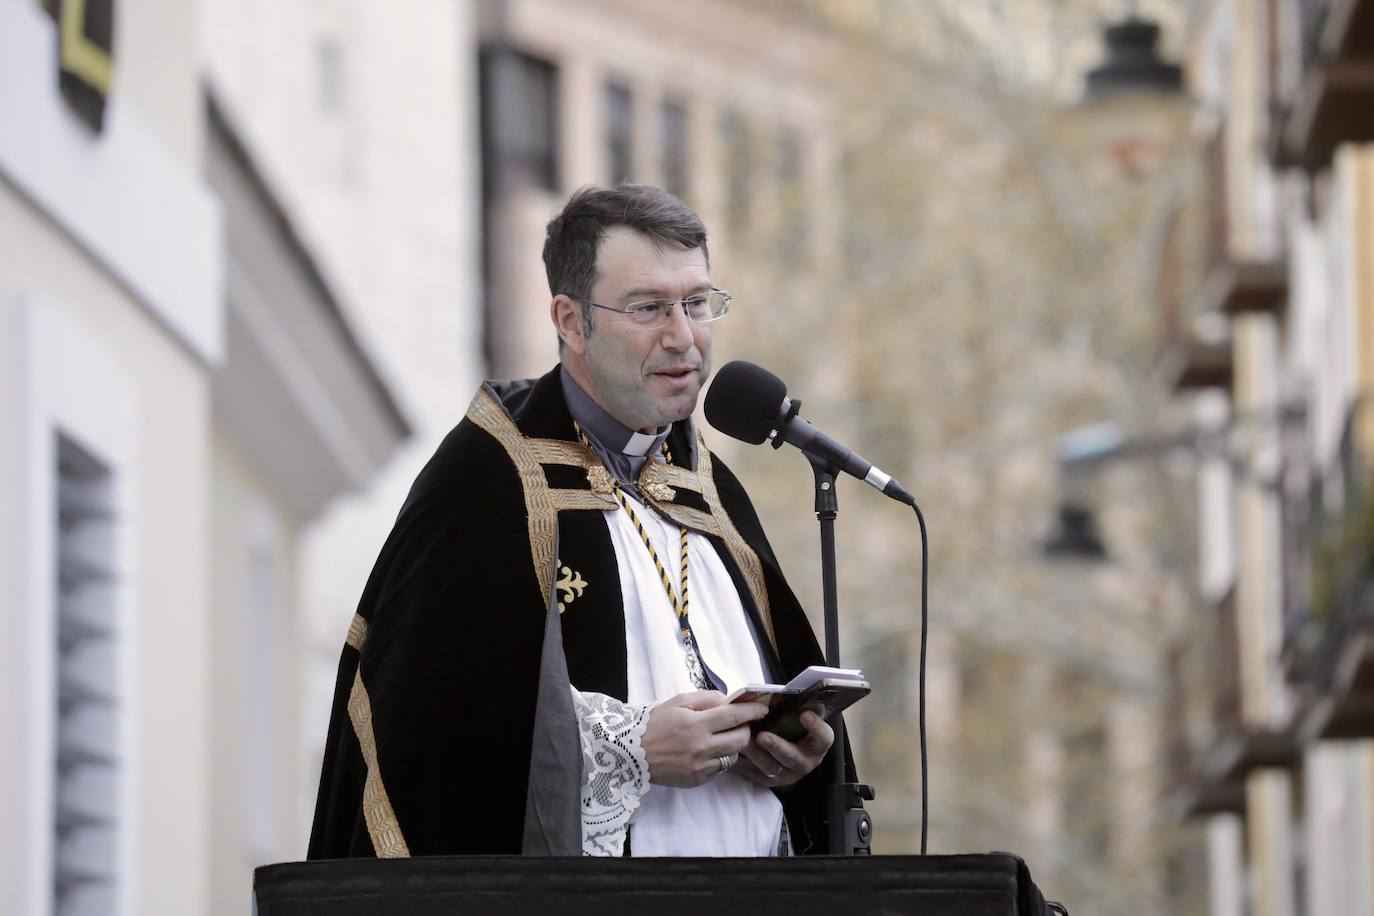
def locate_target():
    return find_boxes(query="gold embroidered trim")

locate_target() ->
[467,388,560,604]
[531,430,702,494]
[528,438,597,467]
[347,667,411,858]
[550,489,619,512]
[695,439,777,653]
[345,614,369,651]
[652,504,722,537]
[659,464,703,494]
[465,387,772,651]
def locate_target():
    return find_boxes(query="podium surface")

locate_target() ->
[254,853,1054,915]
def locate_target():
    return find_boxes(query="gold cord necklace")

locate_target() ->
[574,421,710,689]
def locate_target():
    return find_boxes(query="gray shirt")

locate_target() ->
[559,366,672,485]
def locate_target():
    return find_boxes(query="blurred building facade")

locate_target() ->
[198,4,485,901]
[476,3,1204,912]
[475,0,844,380]
[22,1,1373,914]
[773,8,1207,912]
[1160,0,1374,913]
[0,1,413,913]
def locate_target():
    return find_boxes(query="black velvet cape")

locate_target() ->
[307,367,855,859]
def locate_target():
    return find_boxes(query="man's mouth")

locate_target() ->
[651,366,699,388]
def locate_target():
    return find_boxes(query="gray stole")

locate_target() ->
[520,533,583,855]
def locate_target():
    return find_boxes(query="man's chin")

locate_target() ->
[655,390,701,427]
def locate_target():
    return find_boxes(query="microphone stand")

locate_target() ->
[807,452,876,855]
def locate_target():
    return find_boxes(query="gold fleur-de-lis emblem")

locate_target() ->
[640,462,677,503]
[556,563,587,613]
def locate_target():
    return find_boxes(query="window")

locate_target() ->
[11,297,137,916]
[53,434,121,916]
[479,48,560,192]
[661,98,689,199]
[719,110,751,235]
[605,82,634,185]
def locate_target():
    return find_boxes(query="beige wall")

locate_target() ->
[1234,315,1286,729]
[1354,149,1374,464]
[116,0,204,165]
[0,212,14,901]
[201,4,482,856]
[0,189,214,913]
[1,0,222,908]
[209,428,303,915]
[1246,770,1295,916]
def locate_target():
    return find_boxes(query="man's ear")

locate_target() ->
[551,294,587,355]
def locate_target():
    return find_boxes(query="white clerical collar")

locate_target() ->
[560,368,673,487]
[623,430,663,457]
[560,367,670,456]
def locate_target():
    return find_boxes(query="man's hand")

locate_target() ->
[734,710,834,788]
[642,691,769,788]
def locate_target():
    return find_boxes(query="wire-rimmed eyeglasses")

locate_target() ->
[579,289,732,330]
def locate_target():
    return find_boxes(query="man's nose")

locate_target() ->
[659,302,695,350]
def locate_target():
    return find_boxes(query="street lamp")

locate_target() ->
[1043,503,1109,560]
[1042,405,1304,561]
[1083,9,1183,100]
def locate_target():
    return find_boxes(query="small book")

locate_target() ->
[726,665,871,742]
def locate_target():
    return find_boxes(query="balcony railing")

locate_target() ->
[1213,586,1243,732]
[1200,123,1289,323]
[1162,637,1247,820]
[1155,122,1297,394]
[1152,145,1230,393]
[1163,586,1298,822]
[1284,397,1374,740]
[1270,0,1374,171]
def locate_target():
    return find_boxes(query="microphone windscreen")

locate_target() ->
[704,361,788,445]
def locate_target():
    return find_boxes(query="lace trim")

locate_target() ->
[777,818,792,856]
[572,688,652,856]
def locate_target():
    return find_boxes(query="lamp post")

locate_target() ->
[1083,12,1183,101]
[1042,404,1304,560]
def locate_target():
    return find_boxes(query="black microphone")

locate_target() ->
[704,361,916,506]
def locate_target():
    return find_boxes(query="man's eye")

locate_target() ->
[630,301,671,315]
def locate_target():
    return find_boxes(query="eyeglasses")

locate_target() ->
[579,289,732,330]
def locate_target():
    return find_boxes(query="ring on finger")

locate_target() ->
[718,755,734,774]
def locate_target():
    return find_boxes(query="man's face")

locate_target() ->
[564,226,714,433]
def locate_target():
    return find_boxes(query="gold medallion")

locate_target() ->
[640,461,677,503]
[586,464,616,496]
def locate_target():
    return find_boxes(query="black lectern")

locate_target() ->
[253,854,1062,915]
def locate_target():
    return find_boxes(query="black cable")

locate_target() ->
[913,500,929,855]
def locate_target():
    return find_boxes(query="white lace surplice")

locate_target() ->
[571,688,651,856]
[571,490,784,857]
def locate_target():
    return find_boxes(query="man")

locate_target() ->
[309,185,853,859]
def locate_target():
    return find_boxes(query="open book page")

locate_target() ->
[783,666,864,692]
[726,664,866,702]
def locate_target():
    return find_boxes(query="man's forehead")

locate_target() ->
[594,227,709,296]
